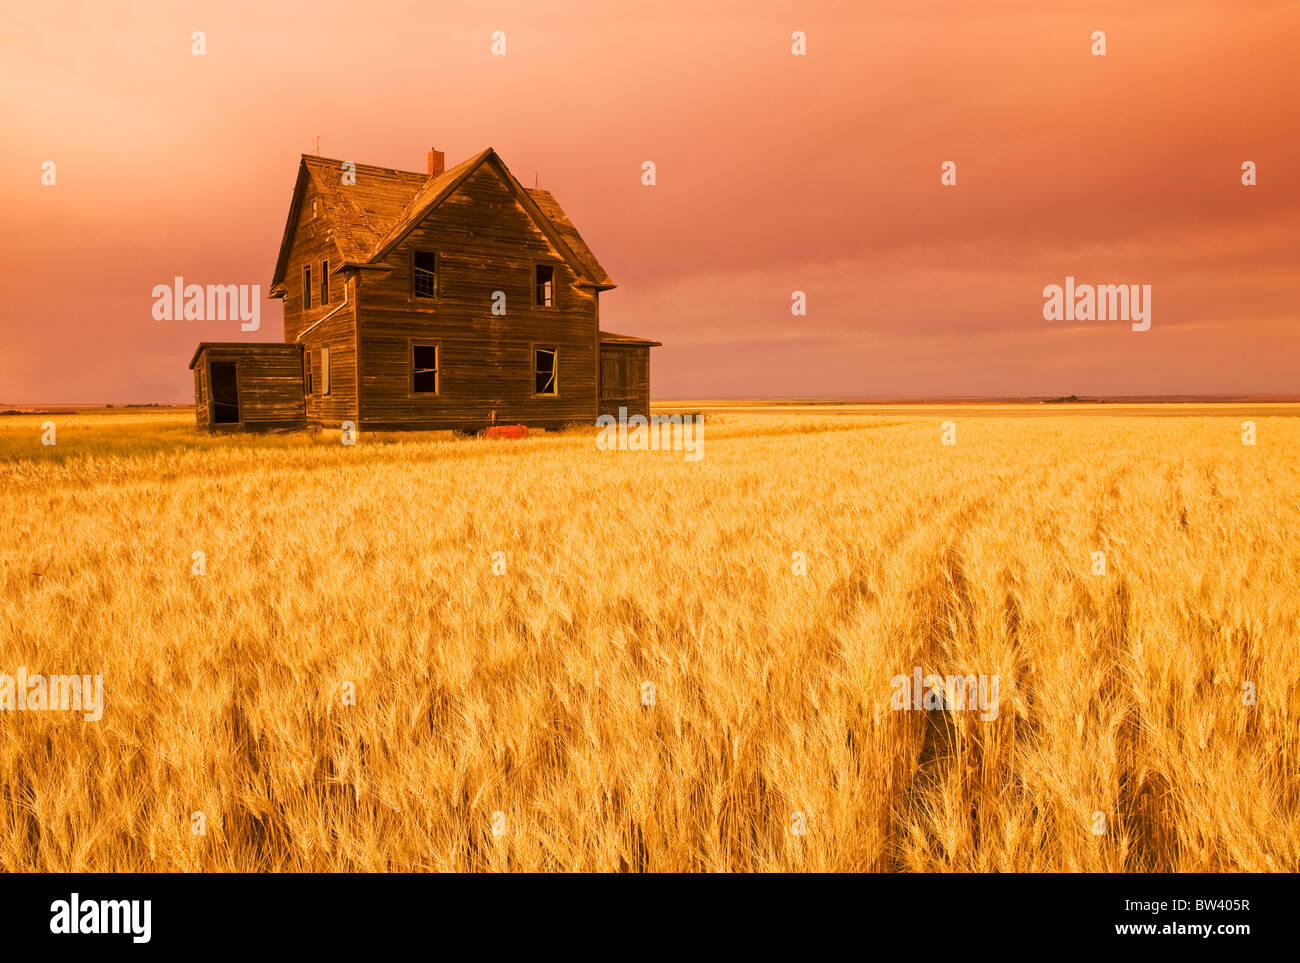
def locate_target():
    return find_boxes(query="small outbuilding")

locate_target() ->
[598,331,661,420]
[189,343,306,432]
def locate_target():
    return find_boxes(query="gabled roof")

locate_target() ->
[362,148,493,266]
[271,148,614,291]
[271,158,428,290]
[528,188,612,287]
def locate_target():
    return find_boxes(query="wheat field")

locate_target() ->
[0,408,1297,871]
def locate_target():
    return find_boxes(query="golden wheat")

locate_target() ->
[0,409,1296,871]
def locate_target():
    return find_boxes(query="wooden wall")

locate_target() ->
[194,365,208,431]
[282,179,347,344]
[356,164,600,431]
[598,343,651,421]
[192,345,306,432]
[280,177,358,428]
[300,277,359,429]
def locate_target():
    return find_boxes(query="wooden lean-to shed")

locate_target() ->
[190,343,306,431]
[598,331,661,419]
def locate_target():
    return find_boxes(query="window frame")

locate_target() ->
[409,341,441,397]
[320,259,330,306]
[532,344,559,398]
[303,264,312,311]
[320,346,331,396]
[532,260,559,309]
[411,250,439,301]
[302,349,313,396]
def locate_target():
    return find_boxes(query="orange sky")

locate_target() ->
[2,0,1297,402]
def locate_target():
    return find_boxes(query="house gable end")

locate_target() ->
[270,161,311,293]
[367,150,597,287]
[271,160,356,294]
[375,162,570,270]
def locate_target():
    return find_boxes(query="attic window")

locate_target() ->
[412,344,439,394]
[534,347,557,396]
[320,259,329,306]
[412,251,437,299]
[303,264,312,310]
[534,264,555,307]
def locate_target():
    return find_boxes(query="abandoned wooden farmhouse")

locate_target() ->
[190,147,659,432]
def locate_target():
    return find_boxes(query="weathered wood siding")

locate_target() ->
[598,343,651,421]
[356,164,599,431]
[279,178,359,428]
[192,345,306,432]
[282,179,346,344]
[194,365,208,431]
[301,276,359,428]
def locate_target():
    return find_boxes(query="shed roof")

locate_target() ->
[599,330,662,347]
[188,341,303,369]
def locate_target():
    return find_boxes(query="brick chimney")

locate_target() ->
[427,148,445,177]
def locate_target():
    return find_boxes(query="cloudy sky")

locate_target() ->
[2,0,1297,402]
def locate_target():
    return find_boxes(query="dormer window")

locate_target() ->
[412,251,437,299]
[534,264,555,307]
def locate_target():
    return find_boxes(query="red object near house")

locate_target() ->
[485,425,529,440]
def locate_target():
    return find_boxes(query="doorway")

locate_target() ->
[209,362,240,424]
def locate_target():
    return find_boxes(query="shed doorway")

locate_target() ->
[209,362,240,425]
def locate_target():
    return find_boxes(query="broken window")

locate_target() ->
[412,344,439,394]
[534,264,555,307]
[209,362,239,424]
[534,347,557,395]
[320,346,331,396]
[320,259,329,306]
[303,351,313,395]
[413,251,437,299]
[303,264,312,310]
